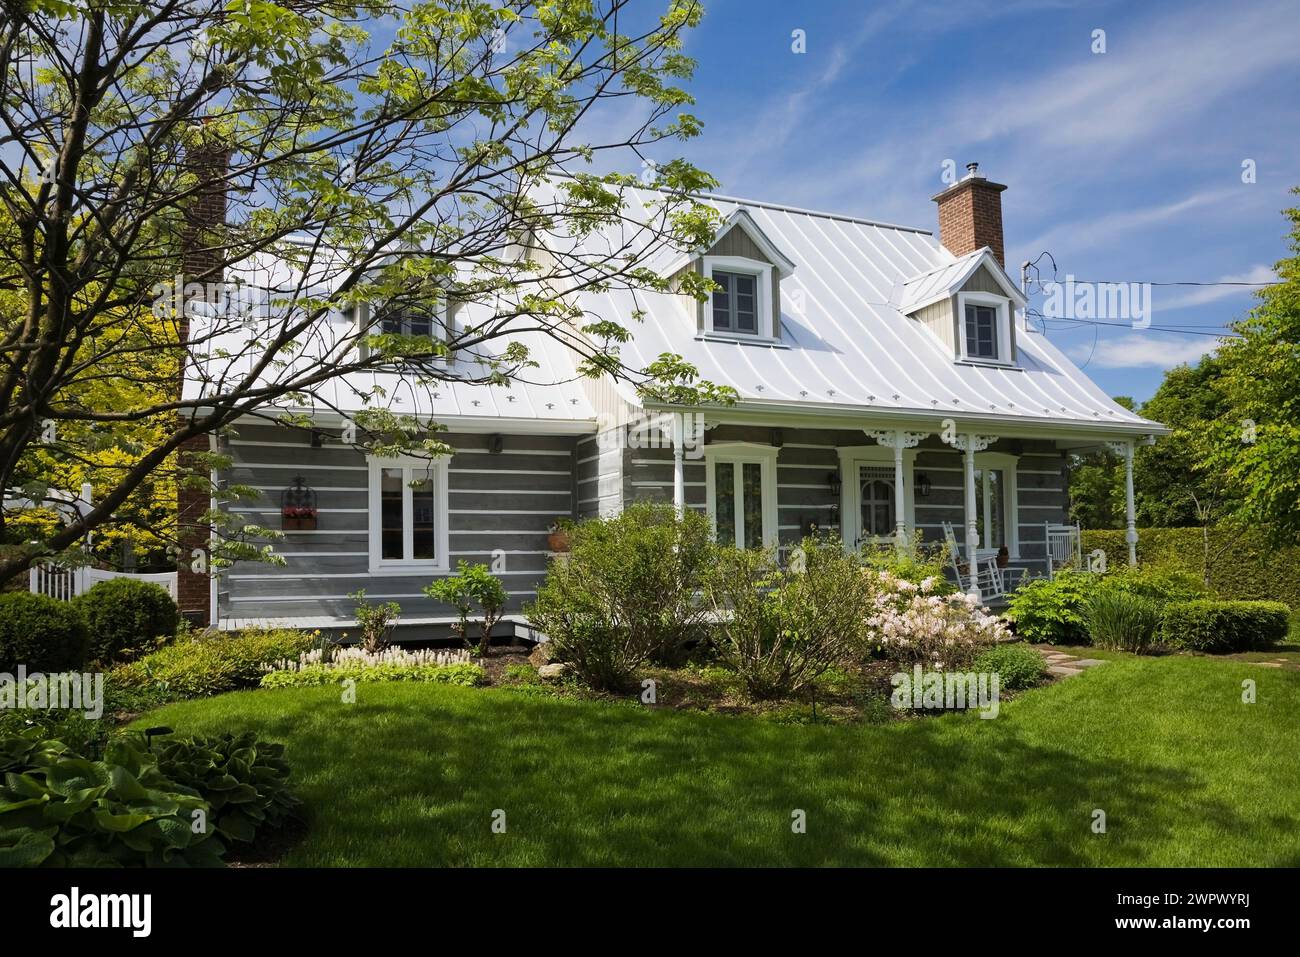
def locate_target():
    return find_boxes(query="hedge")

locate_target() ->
[72,577,178,665]
[1159,600,1292,653]
[0,592,90,673]
[1082,526,1300,611]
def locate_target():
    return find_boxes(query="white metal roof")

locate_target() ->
[538,183,1162,434]
[185,249,597,425]
[186,184,1163,436]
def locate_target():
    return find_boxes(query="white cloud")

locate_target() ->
[1071,333,1217,370]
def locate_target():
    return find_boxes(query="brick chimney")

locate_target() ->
[176,139,230,628]
[931,162,1007,266]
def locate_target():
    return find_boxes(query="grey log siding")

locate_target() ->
[623,427,1068,567]
[217,423,578,621]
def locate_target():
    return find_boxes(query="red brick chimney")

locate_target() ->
[931,162,1007,266]
[176,140,230,628]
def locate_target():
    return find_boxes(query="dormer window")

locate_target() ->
[964,303,998,360]
[375,303,436,338]
[954,290,1014,366]
[711,270,759,334]
[355,298,453,364]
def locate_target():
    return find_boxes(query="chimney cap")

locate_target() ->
[966,161,981,178]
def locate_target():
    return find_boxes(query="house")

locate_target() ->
[183,163,1166,635]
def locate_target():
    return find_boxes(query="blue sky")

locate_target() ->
[647,0,1300,403]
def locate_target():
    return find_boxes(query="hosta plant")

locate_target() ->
[0,730,223,867]
[153,732,300,845]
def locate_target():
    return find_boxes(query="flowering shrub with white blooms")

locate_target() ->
[263,644,472,674]
[865,570,1009,668]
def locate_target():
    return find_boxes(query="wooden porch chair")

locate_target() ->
[1044,522,1083,579]
[941,522,1005,599]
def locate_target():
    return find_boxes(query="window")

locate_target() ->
[711,271,758,334]
[972,452,1019,556]
[954,291,1014,364]
[367,457,449,573]
[701,255,776,340]
[860,468,896,539]
[705,444,778,548]
[964,304,998,360]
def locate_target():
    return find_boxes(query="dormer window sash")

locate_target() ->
[701,254,777,341]
[955,290,1014,366]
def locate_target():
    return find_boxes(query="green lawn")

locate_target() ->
[134,655,1300,866]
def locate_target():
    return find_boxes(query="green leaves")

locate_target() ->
[0,729,223,867]
[154,731,301,846]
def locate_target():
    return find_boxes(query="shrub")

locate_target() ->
[153,732,300,845]
[110,627,317,699]
[0,730,223,867]
[73,577,178,665]
[973,643,1047,690]
[705,539,870,701]
[1086,589,1163,652]
[859,538,956,595]
[425,562,507,656]
[349,590,399,653]
[0,592,90,673]
[1159,600,1291,653]
[258,661,485,688]
[865,570,1008,667]
[526,503,716,691]
[1003,571,1093,644]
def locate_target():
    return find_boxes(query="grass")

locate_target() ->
[134,654,1300,867]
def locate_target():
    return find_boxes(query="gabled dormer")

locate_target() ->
[667,208,796,344]
[898,247,1027,367]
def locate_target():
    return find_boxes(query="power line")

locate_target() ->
[1026,309,1242,338]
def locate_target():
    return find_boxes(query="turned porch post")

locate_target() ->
[671,412,685,514]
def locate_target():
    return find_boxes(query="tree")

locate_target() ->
[1067,357,1237,530]
[0,0,730,588]
[1208,188,1300,543]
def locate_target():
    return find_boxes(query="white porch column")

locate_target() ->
[1116,440,1138,566]
[670,412,685,514]
[940,430,997,599]
[963,441,980,588]
[867,429,928,552]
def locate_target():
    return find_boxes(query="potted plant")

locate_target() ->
[547,517,575,553]
[996,545,1009,569]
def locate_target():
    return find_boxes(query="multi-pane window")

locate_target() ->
[964,303,999,359]
[860,468,896,539]
[710,453,773,548]
[711,270,759,334]
[369,459,447,571]
[375,305,434,338]
[974,467,1007,550]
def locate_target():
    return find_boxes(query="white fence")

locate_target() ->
[29,564,178,601]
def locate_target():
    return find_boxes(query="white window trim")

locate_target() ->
[956,291,1014,366]
[367,455,450,574]
[974,451,1020,558]
[703,442,779,548]
[836,445,918,549]
[702,255,778,342]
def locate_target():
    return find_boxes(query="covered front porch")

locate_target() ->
[631,408,1155,602]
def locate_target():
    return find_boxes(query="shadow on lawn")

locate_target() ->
[205,684,1241,867]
